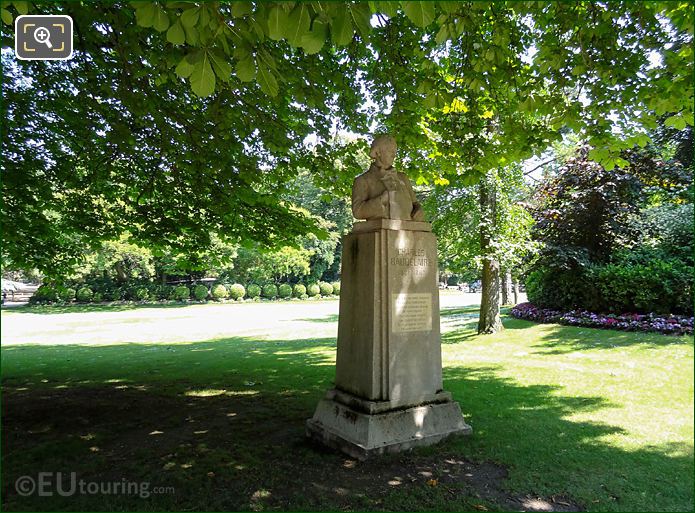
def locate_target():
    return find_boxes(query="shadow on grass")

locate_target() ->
[2,334,692,511]
[1,302,199,315]
[296,314,340,323]
[500,319,695,355]
[441,306,480,316]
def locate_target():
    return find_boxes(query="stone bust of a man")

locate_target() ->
[352,136,425,221]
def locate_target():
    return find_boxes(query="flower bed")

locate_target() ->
[511,302,693,336]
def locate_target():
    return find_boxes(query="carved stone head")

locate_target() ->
[369,135,397,169]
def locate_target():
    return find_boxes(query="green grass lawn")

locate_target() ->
[1,302,692,512]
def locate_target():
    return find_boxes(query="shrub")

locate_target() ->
[166,286,179,300]
[106,288,124,301]
[174,285,190,301]
[76,287,93,302]
[193,284,208,301]
[262,284,278,299]
[331,281,341,295]
[247,284,261,299]
[593,254,692,315]
[60,287,76,302]
[92,292,103,303]
[31,284,59,304]
[152,285,172,301]
[307,282,320,297]
[228,283,246,300]
[527,250,693,315]
[211,284,228,300]
[132,287,148,301]
[293,283,306,298]
[300,293,309,300]
[319,281,334,296]
[276,283,292,299]
[525,268,601,312]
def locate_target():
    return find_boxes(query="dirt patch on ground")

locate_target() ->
[2,385,582,511]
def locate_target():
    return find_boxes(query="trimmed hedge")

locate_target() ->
[76,287,93,302]
[193,284,208,301]
[174,285,190,300]
[307,282,321,297]
[247,284,261,299]
[211,284,228,300]
[30,277,344,305]
[107,288,124,301]
[60,287,76,302]
[293,283,306,298]
[278,283,293,299]
[262,284,278,299]
[30,284,59,304]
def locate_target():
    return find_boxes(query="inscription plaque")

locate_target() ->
[392,293,432,333]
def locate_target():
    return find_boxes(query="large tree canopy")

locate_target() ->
[1,1,692,276]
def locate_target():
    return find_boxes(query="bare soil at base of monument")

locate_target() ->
[2,385,582,512]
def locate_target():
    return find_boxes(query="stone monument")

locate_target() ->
[306,136,472,459]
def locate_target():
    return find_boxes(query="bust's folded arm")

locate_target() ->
[352,177,386,219]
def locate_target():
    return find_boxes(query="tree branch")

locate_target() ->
[524,157,559,176]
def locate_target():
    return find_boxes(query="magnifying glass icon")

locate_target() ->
[34,26,52,48]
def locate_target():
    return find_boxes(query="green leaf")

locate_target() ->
[166,20,185,44]
[231,1,252,18]
[257,62,279,96]
[371,1,398,17]
[199,6,210,28]
[209,50,232,82]
[153,5,170,32]
[665,113,687,130]
[236,56,256,82]
[12,1,29,15]
[350,3,372,38]
[286,4,311,47]
[301,20,327,54]
[424,91,438,109]
[435,23,449,44]
[439,1,458,14]
[175,55,195,78]
[180,6,199,28]
[402,1,435,27]
[190,53,216,97]
[135,3,156,28]
[1,8,12,25]
[267,6,286,41]
[331,5,354,46]
[184,24,199,44]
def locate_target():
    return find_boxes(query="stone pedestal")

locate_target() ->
[306,220,471,459]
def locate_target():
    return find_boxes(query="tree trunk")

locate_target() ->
[500,268,509,305]
[114,262,127,282]
[513,278,520,305]
[479,258,502,333]
[501,270,512,305]
[478,171,503,334]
